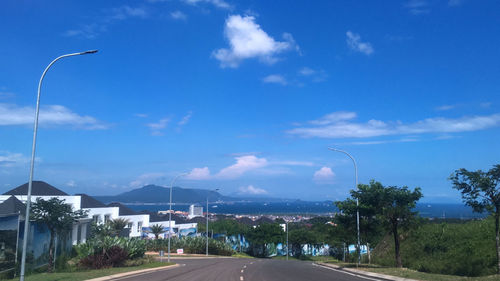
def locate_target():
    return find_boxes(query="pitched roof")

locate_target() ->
[3,181,68,196]
[0,196,26,215]
[107,202,138,216]
[77,194,107,208]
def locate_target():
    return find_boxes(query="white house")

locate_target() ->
[107,202,150,238]
[0,181,152,242]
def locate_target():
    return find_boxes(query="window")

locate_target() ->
[104,215,111,223]
[127,223,133,229]
[93,215,100,223]
[138,222,143,232]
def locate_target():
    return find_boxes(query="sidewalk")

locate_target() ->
[315,262,418,281]
[85,264,179,281]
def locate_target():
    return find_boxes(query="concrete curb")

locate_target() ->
[85,264,180,281]
[315,262,419,281]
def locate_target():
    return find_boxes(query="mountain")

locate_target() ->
[94,185,291,204]
[94,185,228,204]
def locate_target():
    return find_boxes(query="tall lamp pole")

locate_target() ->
[286,220,289,261]
[168,172,188,263]
[206,188,219,256]
[20,50,98,281]
[328,147,361,266]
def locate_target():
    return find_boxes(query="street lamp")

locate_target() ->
[286,219,289,261]
[328,147,361,266]
[20,50,98,281]
[206,188,219,256]
[168,172,188,263]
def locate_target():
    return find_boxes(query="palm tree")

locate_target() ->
[150,224,166,239]
[109,218,130,237]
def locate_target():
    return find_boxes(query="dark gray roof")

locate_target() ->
[77,194,107,208]
[3,181,68,196]
[0,196,26,215]
[107,202,138,216]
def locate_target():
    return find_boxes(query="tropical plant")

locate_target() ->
[149,224,165,239]
[109,218,130,237]
[30,197,87,273]
[450,164,500,274]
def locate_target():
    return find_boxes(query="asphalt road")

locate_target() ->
[114,258,384,281]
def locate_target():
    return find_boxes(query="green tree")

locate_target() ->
[31,198,87,273]
[247,223,284,257]
[354,181,422,267]
[150,224,165,239]
[336,190,384,262]
[289,228,318,257]
[450,164,500,274]
[109,218,130,237]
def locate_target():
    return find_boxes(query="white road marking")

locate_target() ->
[243,265,247,268]
[250,262,254,265]
[241,269,244,273]
[240,276,244,281]
[311,263,382,281]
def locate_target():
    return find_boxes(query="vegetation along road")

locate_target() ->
[116,258,384,281]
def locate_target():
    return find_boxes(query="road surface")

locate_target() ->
[114,258,385,281]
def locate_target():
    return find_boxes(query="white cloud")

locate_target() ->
[64,5,148,39]
[216,155,268,179]
[239,185,268,195]
[313,167,335,184]
[435,105,455,111]
[288,111,500,139]
[129,172,165,188]
[299,67,315,76]
[405,0,430,15]
[134,113,148,118]
[187,155,315,181]
[186,167,211,180]
[0,103,108,129]
[262,74,287,85]
[0,151,30,167]
[183,0,231,9]
[66,180,76,187]
[213,15,298,68]
[110,6,148,20]
[171,10,187,20]
[178,111,193,126]
[346,31,374,55]
[147,118,170,135]
[0,91,15,99]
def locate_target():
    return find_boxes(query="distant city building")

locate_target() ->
[188,204,203,219]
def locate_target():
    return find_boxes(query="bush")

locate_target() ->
[74,237,146,269]
[372,217,497,277]
[146,237,234,256]
[79,246,129,269]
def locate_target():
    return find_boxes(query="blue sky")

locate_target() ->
[1,0,499,202]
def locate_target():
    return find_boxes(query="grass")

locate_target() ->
[8,261,175,281]
[324,260,500,281]
[232,252,254,258]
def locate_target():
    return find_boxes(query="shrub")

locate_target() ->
[146,237,234,256]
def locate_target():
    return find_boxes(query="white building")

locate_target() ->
[188,204,203,219]
[107,202,149,238]
[0,181,151,243]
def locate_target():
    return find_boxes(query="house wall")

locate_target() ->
[84,207,120,224]
[0,195,81,210]
[120,214,149,237]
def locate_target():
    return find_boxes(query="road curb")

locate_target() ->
[85,264,180,281]
[315,262,418,281]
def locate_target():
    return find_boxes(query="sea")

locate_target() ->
[125,201,486,219]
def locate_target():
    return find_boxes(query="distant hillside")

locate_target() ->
[95,185,229,204]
